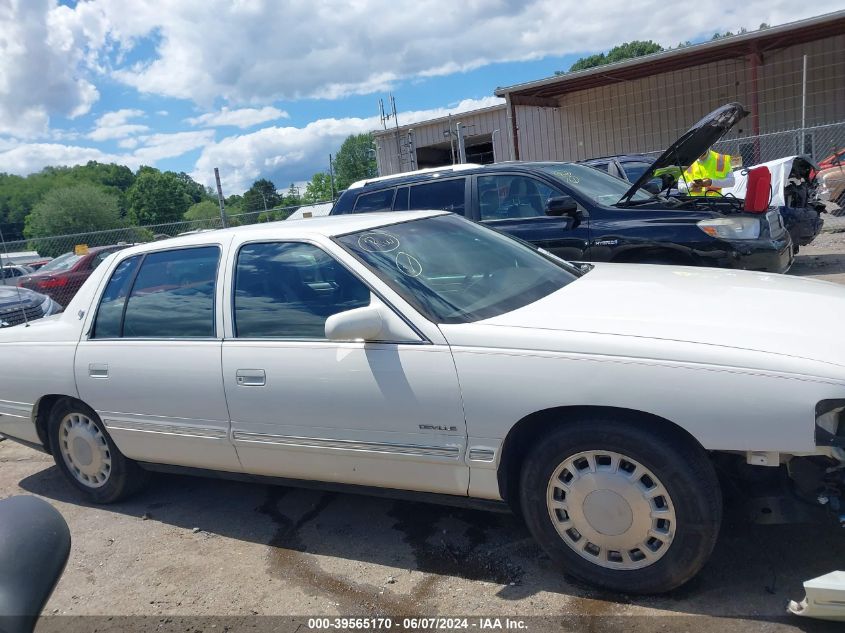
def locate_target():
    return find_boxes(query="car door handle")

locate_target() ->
[236,369,266,387]
[88,363,109,379]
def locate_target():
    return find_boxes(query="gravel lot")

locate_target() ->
[4,218,845,632]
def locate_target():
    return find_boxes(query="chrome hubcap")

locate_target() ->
[546,450,676,570]
[59,413,112,488]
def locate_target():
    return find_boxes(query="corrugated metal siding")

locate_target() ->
[373,106,509,176]
[552,56,750,161]
[514,33,843,162]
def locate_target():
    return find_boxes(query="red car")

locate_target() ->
[817,147,845,170]
[17,245,128,307]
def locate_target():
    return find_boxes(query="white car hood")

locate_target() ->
[456,263,845,371]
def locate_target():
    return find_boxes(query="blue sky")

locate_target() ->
[0,1,841,194]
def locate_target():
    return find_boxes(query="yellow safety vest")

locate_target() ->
[683,150,732,196]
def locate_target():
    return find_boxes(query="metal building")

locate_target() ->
[374,11,845,176]
[374,104,509,176]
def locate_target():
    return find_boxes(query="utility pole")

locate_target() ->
[329,154,336,200]
[213,167,228,228]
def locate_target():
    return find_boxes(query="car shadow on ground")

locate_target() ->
[18,464,845,630]
[791,252,845,277]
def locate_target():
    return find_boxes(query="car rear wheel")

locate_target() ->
[519,416,721,593]
[48,399,148,504]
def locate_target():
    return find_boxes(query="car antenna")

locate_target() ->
[0,222,29,327]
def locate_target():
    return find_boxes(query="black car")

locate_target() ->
[0,285,62,328]
[331,103,793,273]
[583,153,825,253]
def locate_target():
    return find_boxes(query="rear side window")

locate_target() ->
[408,179,465,214]
[92,256,141,338]
[93,247,220,338]
[353,189,395,212]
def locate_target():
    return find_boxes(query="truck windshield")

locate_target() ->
[335,214,580,324]
[535,163,653,205]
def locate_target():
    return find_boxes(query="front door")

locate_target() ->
[474,173,591,260]
[221,240,469,495]
[75,245,241,472]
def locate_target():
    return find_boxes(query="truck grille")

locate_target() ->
[0,303,43,327]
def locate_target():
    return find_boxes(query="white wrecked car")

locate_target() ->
[1,210,844,594]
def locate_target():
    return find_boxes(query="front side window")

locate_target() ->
[477,174,559,220]
[234,242,371,339]
[408,179,465,215]
[121,247,219,338]
[336,214,579,324]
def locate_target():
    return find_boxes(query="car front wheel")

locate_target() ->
[48,399,148,504]
[519,416,722,593]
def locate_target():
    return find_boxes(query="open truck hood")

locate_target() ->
[619,102,749,204]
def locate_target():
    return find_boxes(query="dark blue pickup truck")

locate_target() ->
[330,103,793,273]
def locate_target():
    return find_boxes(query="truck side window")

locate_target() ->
[408,179,465,215]
[353,189,395,212]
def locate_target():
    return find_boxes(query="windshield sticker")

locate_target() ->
[554,171,580,185]
[395,252,423,277]
[357,231,400,253]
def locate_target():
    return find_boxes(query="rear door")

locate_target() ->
[75,244,241,472]
[471,172,591,260]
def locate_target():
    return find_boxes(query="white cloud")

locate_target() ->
[192,97,504,192]
[88,108,149,141]
[132,130,215,163]
[187,106,289,129]
[0,143,137,176]
[0,131,214,176]
[0,0,99,137]
[52,1,845,105]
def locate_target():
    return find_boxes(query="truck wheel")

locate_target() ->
[48,399,149,504]
[519,416,721,593]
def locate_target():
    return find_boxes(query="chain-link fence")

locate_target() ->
[0,200,335,309]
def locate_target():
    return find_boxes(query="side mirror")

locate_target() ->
[545,196,578,217]
[325,305,383,341]
[325,295,422,343]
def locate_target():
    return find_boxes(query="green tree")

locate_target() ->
[126,170,193,225]
[184,200,223,221]
[280,183,301,209]
[170,171,209,204]
[243,178,280,212]
[333,133,377,190]
[23,184,126,257]
[557,40,664,74]
[302,172,334,204]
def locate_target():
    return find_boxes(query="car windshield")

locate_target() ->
[336,214,580,324]
[37,252,81,272]
[535,163,653,205]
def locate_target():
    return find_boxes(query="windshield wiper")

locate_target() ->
[614,196,666,208]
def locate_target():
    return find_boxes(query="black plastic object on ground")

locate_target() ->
[0,495,71,633]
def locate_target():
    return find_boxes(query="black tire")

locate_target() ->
[47,399,149,504]
[519,415,721,594]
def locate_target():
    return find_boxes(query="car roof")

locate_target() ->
[114,211,449,256]
[348,161,581,193]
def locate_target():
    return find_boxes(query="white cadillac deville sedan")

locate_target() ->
[2,210,844,593]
